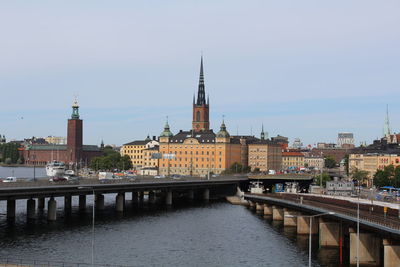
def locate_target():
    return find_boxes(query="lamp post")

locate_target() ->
[285,211,335,267]
[78,186,95,267]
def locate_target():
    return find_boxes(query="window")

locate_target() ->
[196,111,201,121]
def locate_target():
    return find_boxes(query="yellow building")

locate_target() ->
[158,120,242,176]
[281,151,305,170]
[349,153,400,180]
[121,136,159,170]
[248,140,282,172]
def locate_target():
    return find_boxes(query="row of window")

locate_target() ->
[161,164,222,168]
[161,150,223,156]
[162,157,223,162]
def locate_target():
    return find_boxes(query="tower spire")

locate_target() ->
[384,104,391,137]
[261,123,265,140]
[196,56,206,106]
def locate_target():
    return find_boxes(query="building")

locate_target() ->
[281,151,305,171]
[158,57,243,177]
[121,136,159,170]
[304,156,324,171]
[292,138,303,149]
[326,178,354,196]
[248,139,282,172]
[45,136,67,145]
[337,132,355,148]
[22,100,102,166]
[271,135,289,150]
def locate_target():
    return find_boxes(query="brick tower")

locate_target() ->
[67,99,83,165]
[192,56,210,132]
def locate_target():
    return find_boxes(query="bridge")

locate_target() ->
[245,193,400,267]
[0,176,247,221]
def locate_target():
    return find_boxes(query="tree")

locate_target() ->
[230,162,243,173]
[315,172,331,187]
[324,156,336,168]
[372,164,400,188]
[351,168,369,186]
[373,169,390,188]
[90,151,132,171]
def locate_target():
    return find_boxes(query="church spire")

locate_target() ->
[261,124,265,140]
[384,104,391,137]
[196,56,206,106]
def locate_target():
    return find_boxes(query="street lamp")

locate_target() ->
[285,211,335,267]
[78,186,95,267]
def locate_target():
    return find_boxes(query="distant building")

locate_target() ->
[337,132,354,148]
[22,100,102,166]
[271,135,289,150]
[326,178,354,196]
[121,136,159,170]
[248,139,282,172]
[45,136,67,145]
[317,143,336,149]
[292,138,303,149]
[304,156,324,171]
[281,151,305,170]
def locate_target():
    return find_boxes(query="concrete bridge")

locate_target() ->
[245,193,400,267]
[0,177,246,222]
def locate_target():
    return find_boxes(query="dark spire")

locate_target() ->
[196,56,206,106]
[261,123,265,140]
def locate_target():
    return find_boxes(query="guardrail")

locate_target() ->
[0,258,135,267]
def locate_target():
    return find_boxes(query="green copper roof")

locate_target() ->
[216,119,230,138]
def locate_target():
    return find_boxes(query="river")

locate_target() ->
[0,166,46,179]
[0,193,347,267]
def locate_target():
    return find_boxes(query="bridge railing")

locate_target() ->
[0,258,135,267]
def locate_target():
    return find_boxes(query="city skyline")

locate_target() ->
[1,1,399,146]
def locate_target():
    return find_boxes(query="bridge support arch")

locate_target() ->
[47,197,57,221]
[383,239,400,267]
[27,198,36,220]
[272,205,284,221]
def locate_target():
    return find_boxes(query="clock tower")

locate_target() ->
[192,56,210,132]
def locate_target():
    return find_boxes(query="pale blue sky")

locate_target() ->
[0,1,399,146]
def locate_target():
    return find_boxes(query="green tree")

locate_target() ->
[351,168,369,186]
[324,156,336,168]
[373,169,390,188]
[315,172,331,187]
[230,162,243,173]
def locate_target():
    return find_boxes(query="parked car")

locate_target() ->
[154,175,166,179]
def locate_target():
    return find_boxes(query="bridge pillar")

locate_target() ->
[256,203,264,213]
[188,190,194,200]
[64,195,72,211]
[7,199,16,219]
[132,192,139,203]
[297,216,319,235]
[272,206,284,221]
[203,189,210,201]
[166,191,172,206]
[79,195,86,210]
[95,194,105,210]
[116,193,124,212]
[27,198,36,219]
[319,218,340,247]
[38,197,45,209]
[148,191,156,204]
[263,204,273,216]
[349,229,380,266]
[248,201,255,210]
[283,209,298,227]
[47,197,57,221]
[383,239,400,267]
[139,191,144,203]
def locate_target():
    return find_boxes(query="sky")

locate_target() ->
[0,1,399,147]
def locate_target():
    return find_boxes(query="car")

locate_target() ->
[3,177,17,183]
[49,176,68,182]
[154,175,165,179]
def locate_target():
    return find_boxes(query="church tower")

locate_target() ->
[192,56,210,132]
[67,98,83,165]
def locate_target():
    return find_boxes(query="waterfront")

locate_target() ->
[0,166,46,179]
[0,196,347,267]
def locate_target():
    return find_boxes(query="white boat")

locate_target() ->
[46,161,66,177]
[249,181,264,194]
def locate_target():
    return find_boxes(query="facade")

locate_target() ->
[326,179,354,196]
[337,132,355,148]
[281,151,305,170]
[304,156,325,171]
[248,140,282,172]
[158,58,243,177]
[349,153,400,178]
[121,136,159,170]
[271,135,289,150]
[22,100,102,166]
[45,136,67,145]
